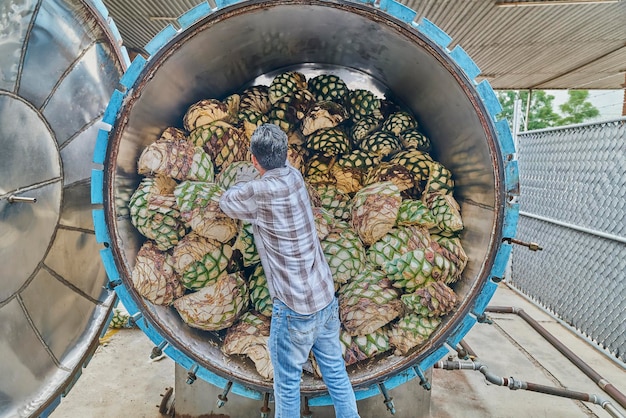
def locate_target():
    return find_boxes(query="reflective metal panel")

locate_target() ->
[0,182,62,302]
[0,299,68,418]
[18,0,95,108]
[44,43,125,146]
[0,93,60,194]
[21,268,99,364]
[60,122,105,185]
[0,0,37,92]
[44,228,109,302]
[59,182,96,230]
[0,0,127,416]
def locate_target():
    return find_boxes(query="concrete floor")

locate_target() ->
[50,283,626,418]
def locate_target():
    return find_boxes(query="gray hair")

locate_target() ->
[250,124,288,170]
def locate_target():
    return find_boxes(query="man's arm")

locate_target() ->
[219,182,258,223]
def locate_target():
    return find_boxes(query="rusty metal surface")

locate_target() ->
[104,0,505,393]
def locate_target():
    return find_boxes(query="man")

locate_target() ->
[220,124,360,418]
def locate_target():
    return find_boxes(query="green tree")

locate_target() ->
[496,91,517,127]
[558,90,599,125]
[497,90,561,131]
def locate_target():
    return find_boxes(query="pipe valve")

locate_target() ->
[508,376,523,390]
[504,238,543,251]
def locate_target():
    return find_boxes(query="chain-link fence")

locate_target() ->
[510,118,626,363]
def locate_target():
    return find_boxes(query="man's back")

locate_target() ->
[220,164,334,314]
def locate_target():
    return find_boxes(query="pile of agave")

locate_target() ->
[128,71,467,380]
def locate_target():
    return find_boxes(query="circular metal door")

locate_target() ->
[0,1,127,416]
[95,0,520,405]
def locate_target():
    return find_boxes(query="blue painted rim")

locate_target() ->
[91,0,520,406]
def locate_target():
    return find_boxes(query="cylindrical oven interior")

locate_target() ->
[107,1,503,393]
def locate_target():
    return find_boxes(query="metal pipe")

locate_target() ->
[8,195,37,203]
[485,306,626,410]
[434,360,625,418]
[378,382,396,415]
[216,381,232,408]
[413,366,432,390]
[519,211,626,244]
[502,282,626,369]
[523,89,532,131]
[496,0,620,7]
[517,116,626,135]
[459,339,478,359]
[302,396,312,418]
[512,98,522,145]
[260,392,271,418]
[503,237,542,251]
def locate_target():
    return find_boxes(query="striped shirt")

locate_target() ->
[219,164,335,315]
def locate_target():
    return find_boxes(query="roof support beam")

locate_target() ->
[495,0,619,7]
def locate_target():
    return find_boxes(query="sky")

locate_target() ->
[547,89,624,123]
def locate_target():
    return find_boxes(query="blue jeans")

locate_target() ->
[270,297,360,418]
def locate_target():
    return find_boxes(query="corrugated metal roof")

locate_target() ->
[102,0,626,90]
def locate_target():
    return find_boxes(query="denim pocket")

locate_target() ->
[287,313,316,346]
